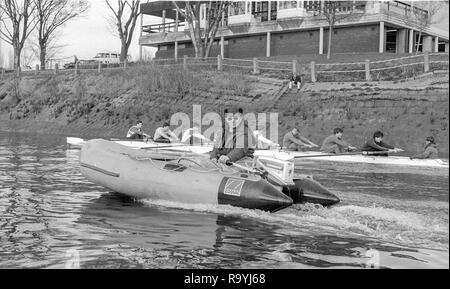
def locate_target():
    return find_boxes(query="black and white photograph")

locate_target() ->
[0,0,448,273]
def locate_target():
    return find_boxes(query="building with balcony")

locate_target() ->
[139,1,449,60]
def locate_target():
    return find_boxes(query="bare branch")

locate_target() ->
[32,0,90,69]
[105,0,140,62]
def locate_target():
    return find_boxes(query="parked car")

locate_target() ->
[21,66,33,71]
[92,52,131,64]
[63,59,97,69]
[64,62,76,69]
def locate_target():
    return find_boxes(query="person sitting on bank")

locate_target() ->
[410,136,439,159]
[362,130,403,156]
[289,73,302,89]
[320,128,357,154]
[181,126,209,145]
[126,120,151,140]
[210,107,256,165]
[283,127,319,151]
[154,122,179,143]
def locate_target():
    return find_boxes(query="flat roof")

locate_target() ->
[141,1,186,20]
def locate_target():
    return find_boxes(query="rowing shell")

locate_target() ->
[67,137,449,169]
[258,150,449,169]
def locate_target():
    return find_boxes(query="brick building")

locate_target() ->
[138,1,449,60]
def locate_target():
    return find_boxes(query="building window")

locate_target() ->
[224,40,229,45]
[279,1,297,10]
[230,2,246,16]
[159,45,168,51]
[178,44,186,49]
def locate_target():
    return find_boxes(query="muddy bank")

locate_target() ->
[0,66,448,156]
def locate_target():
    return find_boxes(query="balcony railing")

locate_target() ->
[143,22,186,34]
[385,1,428,19]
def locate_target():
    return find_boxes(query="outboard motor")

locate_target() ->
[255,157,340,207]
[290,176,340,206]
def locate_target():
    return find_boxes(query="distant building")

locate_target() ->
[139,1,449,60]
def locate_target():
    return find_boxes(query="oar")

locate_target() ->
[110,138,152,142]
[292,150,402,159]
[139,143,194,150]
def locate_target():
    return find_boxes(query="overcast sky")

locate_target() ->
[0,0,157,68]
[0,0,448,68]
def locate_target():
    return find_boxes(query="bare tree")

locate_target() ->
[172,1,230,59]
[105,0,140,63]
[0,0,38,69]
[29,32,67,68]
[33,0,89,70]
[321,1,364,59]
[403,1,443,53]
[21,41,36,67]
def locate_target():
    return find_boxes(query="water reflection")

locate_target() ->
[0,132,448,268]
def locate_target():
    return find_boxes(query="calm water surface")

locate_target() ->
[0,132,448,268]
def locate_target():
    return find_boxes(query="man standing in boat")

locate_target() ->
[210,107,256,164]
[362,131,403,156]
[410,136,439,159]
[126,120,151,140]
[320,128,357,154]
[283,127,319,151]
[154,122,179,143]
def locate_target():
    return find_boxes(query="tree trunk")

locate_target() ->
[39,41,47,70]
[14,47,22,70]
[120,42,128,63]
[327,25,333,60]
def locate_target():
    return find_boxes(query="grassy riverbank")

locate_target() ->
[0,65,448,156]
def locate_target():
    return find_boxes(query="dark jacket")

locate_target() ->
[412,143,439,159]
[290,74,301,83]
[362,139,394,152]
[210,120,255,162]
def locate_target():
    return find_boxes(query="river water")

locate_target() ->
[0,132,448,269]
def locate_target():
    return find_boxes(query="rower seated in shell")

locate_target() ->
[410,136,439,159]
[320,128,357,154]
[126,120,152,140]
[154,122,179,143]
[362,131,403,156]
[282,127,319,151]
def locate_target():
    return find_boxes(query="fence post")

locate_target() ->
[1,68,4,79]
[253,57,259,74]
[217,54,222,71]
[74,62,79,75]
[35,64,39,75]
[183,55,188,70]
[54,63,58,75]
[365,59,371,81]
[98,62,102,73]
[424,51,429,72]
[310,61,316,83]
[292,60,298,74]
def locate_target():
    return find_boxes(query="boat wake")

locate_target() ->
[141,198,449,251]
